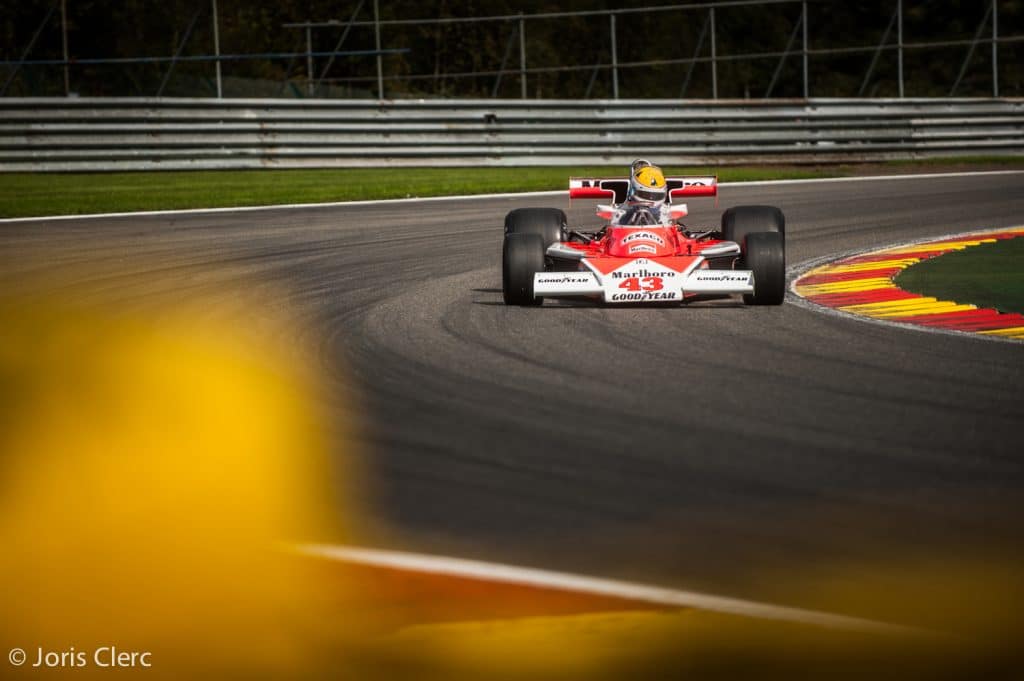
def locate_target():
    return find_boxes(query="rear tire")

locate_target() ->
[722,205,785,249]
[503,233,545,306]
[504,208,567,249]
[742,232,786,305]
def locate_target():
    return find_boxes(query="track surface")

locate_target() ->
[3,173,1023,609]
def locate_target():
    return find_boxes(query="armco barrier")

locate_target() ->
[1,98,1022,171]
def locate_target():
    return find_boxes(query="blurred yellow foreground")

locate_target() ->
[0,290,350,678]
[1,279,1022,680]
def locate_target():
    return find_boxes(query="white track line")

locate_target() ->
[0,189,565,223]
[787,225,1024,345]
[3,169,1022,224]
[725,168,1024,188]
[298,543,922,635]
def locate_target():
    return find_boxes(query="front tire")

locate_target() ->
[504,208,567,249]
[743,231,786,305]
[503,233,545,306]
[722,205,785,248]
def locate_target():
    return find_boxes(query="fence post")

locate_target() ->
[710,7,717,99]
[156,7,202,97]
[491,20,517,97]
[317,0,365,93]
[374,0,383,100]
[766,11,802,98]
[610,13,619,100]
[897,0,904,97]
[679,12,709,98]
[992,0,999,97]
[0,3,58,97]
[802,0,809,98]
[858,5,898,97]
[306,25,313,96]
[211,0,222,98]
[585,64,600,98]
[61,0,69,96]
[519,13,526,99]
[950,2,994,96]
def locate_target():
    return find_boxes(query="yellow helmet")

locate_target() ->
[628,159,667,203]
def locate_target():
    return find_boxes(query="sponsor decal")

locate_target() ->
[629,244,658,254]
[692,272,751,283]
[610,267,677,279]
[621,231,666,246]
[608,274,679,301]
[610,291,679,302]
[619,276,663,292]
[537,274,594,285]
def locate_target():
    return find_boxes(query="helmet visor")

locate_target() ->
[632,186,666,202]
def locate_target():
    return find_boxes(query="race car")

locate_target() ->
[501,165,786,307]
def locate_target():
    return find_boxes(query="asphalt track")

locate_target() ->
[3,172,1023,612]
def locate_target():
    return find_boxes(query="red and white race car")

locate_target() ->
[501,174,786,306]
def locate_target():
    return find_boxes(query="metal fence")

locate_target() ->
[2,0,1022,100]
[286,0,1017,100]
[2,97,1021,171]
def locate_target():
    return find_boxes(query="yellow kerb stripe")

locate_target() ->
[838,297,941,313]
[978,326,1024,339]
[795,278,896,295]
[879,239,996,255]
[868,303,977,318]
[813,258,920,275]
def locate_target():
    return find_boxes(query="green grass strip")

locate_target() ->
[1,157,1022,219]
[0,166,821,218]
[895,237,1024,316]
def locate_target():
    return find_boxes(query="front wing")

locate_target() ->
[533,256,753,303]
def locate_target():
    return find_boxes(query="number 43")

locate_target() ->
[618,276,663,292]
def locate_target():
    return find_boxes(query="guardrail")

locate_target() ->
[1,98,1022,171]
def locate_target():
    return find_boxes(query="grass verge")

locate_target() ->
[895,237,1024,316]
[1,157,1022,219]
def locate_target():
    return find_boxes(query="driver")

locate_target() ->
[628,159,667,204]
[619,159,668,226]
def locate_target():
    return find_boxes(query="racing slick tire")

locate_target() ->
[742,231,786,306]
[721,205,785,249]
[503,233,545,306]
[504,208,567,249]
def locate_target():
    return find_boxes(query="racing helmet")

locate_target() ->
[628,159,667,204]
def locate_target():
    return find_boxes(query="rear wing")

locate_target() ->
[569,176,717,203]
